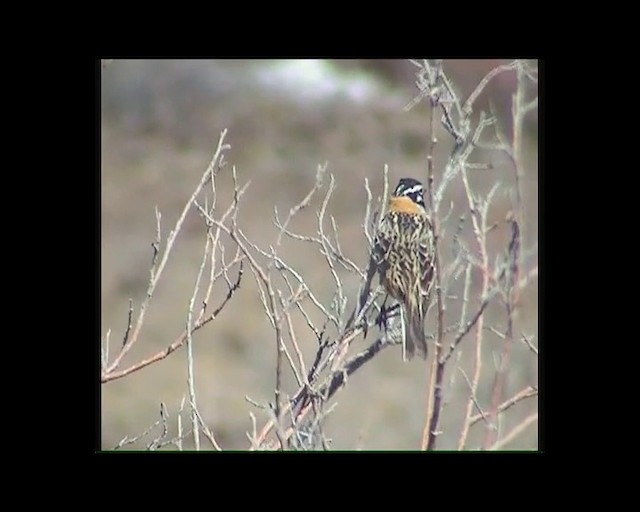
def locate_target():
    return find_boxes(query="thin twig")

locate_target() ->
[104,129,230,375]
[101,329,111,371]
[185,233,214,451]
[115,402,166,450]
[456,129,498,450]
[484,213,520,449]
[148,402,169,450]
[255,332,391,450]
[102,261,243,383]
[121,299,133,347]
[489,412,538,450]
[459,368,490,426]
[468,385,537,427]
[423,64,447,450]
[522,333,538,356]
[463,61,518,113]
[176,395,186,451]
[192,405,222,451]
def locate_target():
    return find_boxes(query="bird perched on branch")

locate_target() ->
[373,178,435,360]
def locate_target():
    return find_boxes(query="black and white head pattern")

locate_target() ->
[394,178,425,209]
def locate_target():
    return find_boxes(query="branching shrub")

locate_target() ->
[101,59,538,451]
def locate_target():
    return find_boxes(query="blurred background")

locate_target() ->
[101,59,538,450]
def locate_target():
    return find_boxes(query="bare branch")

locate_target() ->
[445,288,498,363]
[104,129,231,375]
[423,66,447,451]
[101,329,111,372]
[121,299,134,347]
[404,59,536,451]
[102,261,243,383]
[177,395,186,451]
[463,61,518,113]
[489,412,538,451]
[192,405,222,451]
[459,368,490,427]
[104,61,537,452]
[115,402,168,450]
[469,385,538,427]
[147,402,169,450]
[522,333,538,356]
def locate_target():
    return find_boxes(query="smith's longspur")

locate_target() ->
[373,177,435,360]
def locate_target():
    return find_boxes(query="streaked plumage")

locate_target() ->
[373,178,434,360]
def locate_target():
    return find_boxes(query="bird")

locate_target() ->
[373,177,435,360]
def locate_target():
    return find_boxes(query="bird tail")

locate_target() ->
[403,305,428,361]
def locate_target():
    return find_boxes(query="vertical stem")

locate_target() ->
[483,302,514,448]
[422,82,446,450]
[512,62,526,230]
[186,329,200,450]
[483,61,530,449]
[484,217,519,449]
[275,352,282,414]
[456,277,488,449]
[272,282,285,450]
[185,234,215,452]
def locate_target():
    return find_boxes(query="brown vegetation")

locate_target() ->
[101,59,538,450]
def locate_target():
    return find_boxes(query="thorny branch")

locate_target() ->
[105,60,538,451]
[103,130,232,377]
[238,164,398,450]
[103,129,249,450]
[102,266,243,383]
[102,130,243,385]
[406,59,538,451]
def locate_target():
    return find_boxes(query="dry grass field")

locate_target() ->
[100,59,538,450]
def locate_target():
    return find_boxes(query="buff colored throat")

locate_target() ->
[388,196,426,215]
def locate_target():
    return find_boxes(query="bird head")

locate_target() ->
[389,178,426,214]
